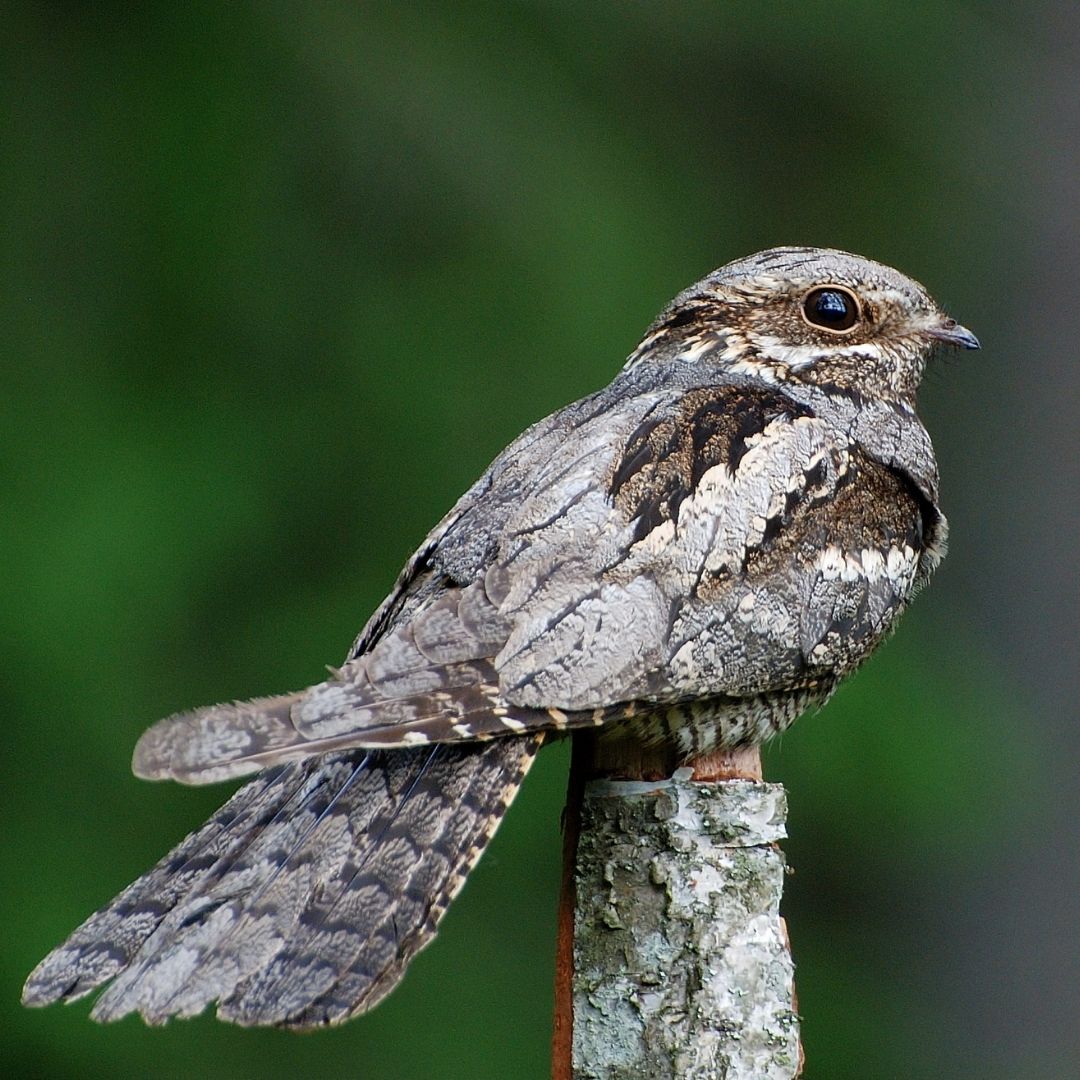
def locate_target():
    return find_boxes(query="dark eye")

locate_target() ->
[803,287,859,332]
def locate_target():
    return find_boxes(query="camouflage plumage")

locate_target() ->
[23,247,976,1028]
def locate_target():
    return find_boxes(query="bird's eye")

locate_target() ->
[802,287,859,333]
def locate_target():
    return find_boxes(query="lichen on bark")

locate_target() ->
[571,770,800,1079]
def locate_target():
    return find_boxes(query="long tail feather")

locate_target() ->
[24,738,541,1027]
[22,763,310,1007]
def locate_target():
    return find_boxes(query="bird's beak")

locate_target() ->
[924,316,980,350]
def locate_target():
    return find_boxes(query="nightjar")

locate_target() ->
[23,247,977,1028]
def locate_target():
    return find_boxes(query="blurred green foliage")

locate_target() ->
[3,3,1066,1078]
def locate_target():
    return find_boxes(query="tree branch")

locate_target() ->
[554,740,801,1079]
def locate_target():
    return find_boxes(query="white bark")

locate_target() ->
[570,768,800,1079]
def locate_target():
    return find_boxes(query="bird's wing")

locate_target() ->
[131,382,929,784]
[490,381,928,710]
[129,387,670,784]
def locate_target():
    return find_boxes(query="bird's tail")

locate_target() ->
[22,736,541,1028]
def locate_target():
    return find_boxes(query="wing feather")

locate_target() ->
[132,384,926,787]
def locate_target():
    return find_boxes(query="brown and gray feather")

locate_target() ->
[23,247,974,1028]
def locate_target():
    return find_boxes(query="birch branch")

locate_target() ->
[554,742,801,1079]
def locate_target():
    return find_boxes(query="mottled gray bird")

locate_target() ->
[23,247,977,1029]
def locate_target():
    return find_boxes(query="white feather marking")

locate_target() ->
[751,335,883,370]
[674,337,715,363]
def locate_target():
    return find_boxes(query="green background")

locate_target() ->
[4,4,1076,1078]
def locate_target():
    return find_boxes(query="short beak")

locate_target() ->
[924,316,980,350]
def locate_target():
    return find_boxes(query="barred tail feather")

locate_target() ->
[21,763,312,1008]
[224,735,540,1026]
[23,738,541,1027]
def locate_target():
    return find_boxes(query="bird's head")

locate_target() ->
[630,247,978,404]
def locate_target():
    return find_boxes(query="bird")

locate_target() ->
[22,246,978,1029]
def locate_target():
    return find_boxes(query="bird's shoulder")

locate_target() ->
[605,382,818,548]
